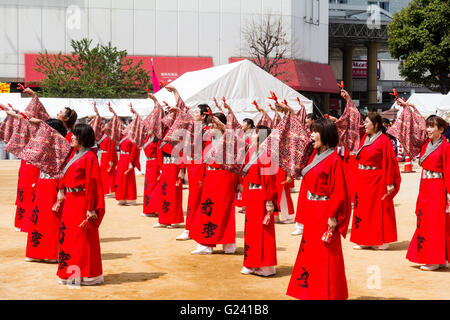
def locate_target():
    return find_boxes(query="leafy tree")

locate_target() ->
[387,0,450,94]
[33,38,151,98]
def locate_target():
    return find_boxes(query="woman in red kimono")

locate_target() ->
[274,168,295,224]
[98,133,118,197]
[151,87,186,228]
[142,133,162,217]
[236,118,254,214]
[56,124,105,285]
[14,160,26,231]
[25,119,67,262]
[286,118,351,300]
[400,109,450,271]
[350,112,401,250]
[14,161,39,232]
[115,136,141,205]
[176,104,212,240]
[241,125,278,277]
[189,113,239,254]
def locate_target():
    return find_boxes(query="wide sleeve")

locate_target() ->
[260,157,278,202]
[84,154,105,227]
[382,137,401,196]
[335,100,363,154]
[226,109,241,130]
[24,95,50,121]
[89,115,104,142]
[327,157,352,238]
[130,142,141,171]
[387,105,427,159]
[108,139,118,165]
[176,95,189,113]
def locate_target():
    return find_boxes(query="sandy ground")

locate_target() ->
[0,159,448,300]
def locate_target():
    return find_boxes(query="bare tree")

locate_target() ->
[242,14,290,77]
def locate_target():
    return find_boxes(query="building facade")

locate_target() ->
[0,0,329,79]
[328,0,431,112]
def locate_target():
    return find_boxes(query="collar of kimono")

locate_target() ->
[242,146,264,177]
[143,135,156,149]
[419,136,444,166]
[356,130,382,158]
[97,134,107,146]
[62,149,90,177]
[119,136,127,145]
[301,147,335,177]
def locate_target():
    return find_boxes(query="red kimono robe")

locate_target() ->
[115,137,140,201]
[158,129,184,225]
[25,171,60,260]
[243,151,278,268]
[57,149,105,281]
[14,160,27,229]
[287,148,351,300]
[189,138,239,246]
[185,125,211,231]
[274,168,295,219]
[98,134,118,195]
[143,135,162,215]
[236,134,253,208]
[406,137,450,264]
[350,132,401,246]
[17,162,40,232]
[65,131,73,143]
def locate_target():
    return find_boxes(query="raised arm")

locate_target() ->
[165,85,188,112]
[107,102,118,117]
[148,93,163,109]
[274,101,295,115]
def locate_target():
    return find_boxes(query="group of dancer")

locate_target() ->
[0,81,449,299]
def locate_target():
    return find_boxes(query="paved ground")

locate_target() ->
[0,160,448,300]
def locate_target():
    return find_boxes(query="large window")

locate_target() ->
[368,1,390,12]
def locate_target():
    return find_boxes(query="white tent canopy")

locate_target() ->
[436,92,450,116]
[152,59,313,123]
[391,92,448,117]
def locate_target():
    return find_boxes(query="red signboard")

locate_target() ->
[352,60,380,79]
[24,54,213,87]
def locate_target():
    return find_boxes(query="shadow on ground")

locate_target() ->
[104,272,167,285]
[352,296,410,300]
[101,237,141,243]
[271,265,294,278]
[101,253,132,260]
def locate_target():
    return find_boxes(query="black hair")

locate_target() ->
[310,118,339,148]
[426,115,447,131]
[243,118,255,128]
[366,111,386,134]
[63,107,78,130]
[213,112,227,125]
[72,123,95,148]
[306,113,318,121]
[45,118,67,137]
[198,104,211,123]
